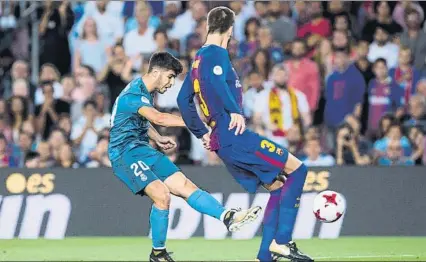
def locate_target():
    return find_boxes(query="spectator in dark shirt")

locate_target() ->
[362,1,402,43]
[38,0,74,75]
[367,58,403,138]
[56,142,79,168]
[15,131,34,167]
[389,47,421,107]
[35,82,71,140]
[336,117,371,166]
[0,133,17,167]
[97,43,133,110]
[238,17,261,59]
[403,95,426,133]
[324,46,366,130]
[407,125,425,165]
[400,8,426,72]
[7,95,31,142]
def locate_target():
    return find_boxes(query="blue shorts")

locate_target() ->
[216,130,289,193]
[111,146,180,194]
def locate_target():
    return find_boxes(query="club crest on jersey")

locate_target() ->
[141,96,150,104]
[213,66,223,75]
[235,80,242,88]
[276,148,284,156]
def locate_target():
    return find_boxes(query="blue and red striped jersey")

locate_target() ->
[177,45,243,150]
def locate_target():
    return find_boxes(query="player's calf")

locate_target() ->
[165,172,262,232]
[145,181,172,255]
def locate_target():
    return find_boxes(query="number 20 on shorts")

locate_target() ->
[130,161,149,181]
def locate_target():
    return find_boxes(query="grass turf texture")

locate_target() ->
[0,237,425,261]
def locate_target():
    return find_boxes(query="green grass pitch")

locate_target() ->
[0,237,425,261]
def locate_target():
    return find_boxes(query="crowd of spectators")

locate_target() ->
[1,0,426,168]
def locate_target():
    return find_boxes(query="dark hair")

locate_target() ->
[333,45,350,54]
[80,65,96,77]
[292,38,307,50]
[386,123,403,135]
[7,96,29,127]
[196,16,207,28]
[244,17,260,39]
[19,131,34,142]
[207,6,235,34]
[374,1,395,14]
[25,151,40,163]
[404,7,420,21]
[154,29,168,40]
[251,49,271,80]
[83,99,97,109]
[248,70,261,77]
[148,52,183,76]
[373,58,387,67]
[49,127,69,143]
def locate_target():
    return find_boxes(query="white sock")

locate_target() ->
[220,208,231,222]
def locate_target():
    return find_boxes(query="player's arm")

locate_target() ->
[148,124,177,151]
[206,50,245,134]
[138,106,185,127]
[177,73,210,138]
[123,93,186,127]
[206,50,242,114]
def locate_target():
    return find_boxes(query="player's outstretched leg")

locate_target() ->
[268,154,313,262]
[164,172,262,232]
[144,181,175,262]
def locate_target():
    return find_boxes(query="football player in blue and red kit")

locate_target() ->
[108,52,261,262]
[177,7,313,262]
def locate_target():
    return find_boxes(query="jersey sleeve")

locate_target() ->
[177,73,209,138]
[122,93,153,113]
[203,49,242,114]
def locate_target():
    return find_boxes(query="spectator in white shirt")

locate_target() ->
[168,1,207,48]
[368,26,399,69]
[243,70,266,121]
[253,65,311,146]
[71,100,109,163]
[77,0,124,46]
[123,1,157,69]
[302,137,336,167]
[73,17,108,74]
[83,0,124,18]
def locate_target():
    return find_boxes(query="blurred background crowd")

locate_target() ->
[1,0,426,168]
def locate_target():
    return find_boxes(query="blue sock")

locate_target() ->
[150,205,169,249]
[187,189,226,220]
[275,164,308,244]
[257,188,281,261]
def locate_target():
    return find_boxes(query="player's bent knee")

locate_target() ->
[145,180,171,210]
[164,172,199,199]
[284,153,304,175]
[263,179,284,191]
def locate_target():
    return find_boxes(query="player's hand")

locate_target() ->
[229,113,246,135]
[201,133,211,151]
[156,136,177,151]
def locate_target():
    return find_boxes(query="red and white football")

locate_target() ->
[313,190,346,223]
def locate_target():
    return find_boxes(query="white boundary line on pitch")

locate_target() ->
[315,254,417,259]
[231,254,417,261]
